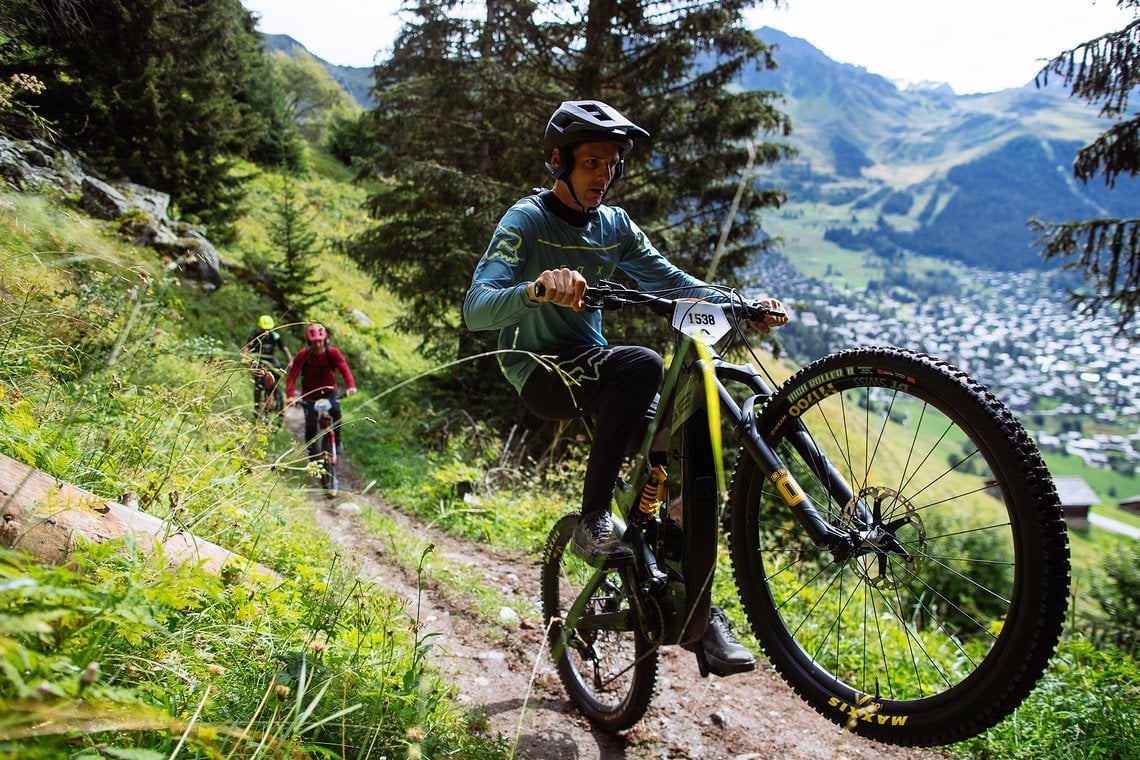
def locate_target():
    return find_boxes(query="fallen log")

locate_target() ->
[0,452,276,580]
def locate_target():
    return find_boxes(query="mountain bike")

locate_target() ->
[300,391,341,497]
[248,359,284,421]
[539,280,1070,746]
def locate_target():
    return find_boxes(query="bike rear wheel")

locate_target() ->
[541,513,658,733]
[729,347,1069,746]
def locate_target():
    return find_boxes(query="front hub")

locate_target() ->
[842,486,925,590]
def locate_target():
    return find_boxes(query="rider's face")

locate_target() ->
[555,142,621,209]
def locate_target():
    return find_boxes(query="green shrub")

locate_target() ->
[953,637,1140,759]
[1084,544,1140,655]
[0,542,506,758]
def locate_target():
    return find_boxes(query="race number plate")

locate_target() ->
[671,301,731,344]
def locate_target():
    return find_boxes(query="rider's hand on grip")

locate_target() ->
[748,298,789,334]
[531,268,587,311]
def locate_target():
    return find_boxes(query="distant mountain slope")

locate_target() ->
[263,27,1135,273]
[261,33,373,108]
[749,26,1140,271]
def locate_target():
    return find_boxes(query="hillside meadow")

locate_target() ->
[0,149,1136,758]
[0,160,509,758]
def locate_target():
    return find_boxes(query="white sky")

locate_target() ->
[243,0,1137,94]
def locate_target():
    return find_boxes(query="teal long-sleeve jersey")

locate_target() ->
[463,191,710,393]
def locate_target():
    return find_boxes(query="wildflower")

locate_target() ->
[80,662,100,688]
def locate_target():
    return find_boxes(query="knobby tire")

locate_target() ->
[729,346,1069,746]
[541,513,658,733]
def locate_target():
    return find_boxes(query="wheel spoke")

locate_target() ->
[733,348,1068,743]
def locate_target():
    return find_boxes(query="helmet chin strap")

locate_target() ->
[564,180,595,211]
[551,147,618,213]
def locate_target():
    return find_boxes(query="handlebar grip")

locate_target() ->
[533,281,546,298]
[743,299,786,322]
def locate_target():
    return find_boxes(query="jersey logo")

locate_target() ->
[486,227,524,264]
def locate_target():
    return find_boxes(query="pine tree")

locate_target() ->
[348,0,555,370]
[1031,4,1140,335]
[347,0,791,364]
[264,178,329,319]
[0,0,300,237]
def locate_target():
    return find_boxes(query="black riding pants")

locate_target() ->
[302,394,343,457]
[521,345,663,517]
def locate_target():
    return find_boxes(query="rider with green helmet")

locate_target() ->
[243,314,293,368]
[242,315,293,412]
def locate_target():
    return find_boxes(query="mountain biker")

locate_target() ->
[285,323,358,457]
[242,315,293,410]
[242,314,293,368]
[463,99,788,677]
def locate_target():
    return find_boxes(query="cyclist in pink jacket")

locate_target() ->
[286,323,357,456]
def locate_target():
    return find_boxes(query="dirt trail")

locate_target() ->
[287,407,946,759]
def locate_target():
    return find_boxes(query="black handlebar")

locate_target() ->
[533,278,785,323]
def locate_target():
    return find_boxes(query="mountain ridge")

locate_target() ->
[748,26,1137,271]
[266,26,1136,272]
[261,33,374,108]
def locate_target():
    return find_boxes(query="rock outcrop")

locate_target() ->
[0,136,224,288]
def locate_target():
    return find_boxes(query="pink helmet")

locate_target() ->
[305,323,328,341]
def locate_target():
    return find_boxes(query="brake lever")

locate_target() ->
[741,298,787,323]
[582,293,618,312]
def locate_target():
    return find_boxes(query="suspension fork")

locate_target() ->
[704,359,857,560]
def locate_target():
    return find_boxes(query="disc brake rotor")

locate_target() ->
[843,485,926,589]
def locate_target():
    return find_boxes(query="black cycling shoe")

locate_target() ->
[690,606,756,678]
[570,511,635,567]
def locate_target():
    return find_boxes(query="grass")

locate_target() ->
[2,139,1135,758]
[0,160,509,758]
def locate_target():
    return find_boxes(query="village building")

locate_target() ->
[1053,476,1099,530]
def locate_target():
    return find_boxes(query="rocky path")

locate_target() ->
[288,409,946,759]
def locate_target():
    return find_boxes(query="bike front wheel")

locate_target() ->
[252,379,268,418]
[729,346,1069,746]
[540,513,658,733]
[267,381,284,416]
[320,432,338,496]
